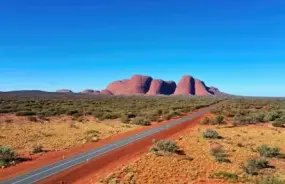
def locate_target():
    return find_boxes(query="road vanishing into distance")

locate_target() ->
[1,104,218,184]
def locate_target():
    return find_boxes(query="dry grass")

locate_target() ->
[0,115,138,153]
[101,118,285,184]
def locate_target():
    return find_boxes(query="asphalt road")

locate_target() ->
[1,104,216,184]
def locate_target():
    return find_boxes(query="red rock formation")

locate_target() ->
[174,75,195,95]
[100,89,113,96]
[147,79,165,95]
[164,81,177,95]
[126,75,153,94]
[106,80,130,95]
[56,89,73,93]
[102,74,227,96]
[194,79,212,96]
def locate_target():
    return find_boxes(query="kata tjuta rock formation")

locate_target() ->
[104,74,226,96]
[56,74,227,96]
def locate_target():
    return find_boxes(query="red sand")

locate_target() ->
[0,112,198,182]
[38,115,204,184]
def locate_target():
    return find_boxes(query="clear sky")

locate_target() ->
[0,0,284,96]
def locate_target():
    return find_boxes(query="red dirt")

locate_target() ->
[0,112,198,182]
[38,115,204,184]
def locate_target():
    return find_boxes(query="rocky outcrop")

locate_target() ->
[58,74,227,96]
[100,89,113,96]
[127,75,153,94]
[194,79,212,96]
[174,75,195,95]
[56,89,73,93]
[147,80,177,95]
[107,75,152,95]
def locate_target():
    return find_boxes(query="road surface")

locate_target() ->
[1,104,217,184]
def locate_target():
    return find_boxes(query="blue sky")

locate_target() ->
[0,0,284,96]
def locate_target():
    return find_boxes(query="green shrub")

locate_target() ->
[211,171,238,182]
[272,119,285,127]
[232,115,252,126]
[256,176,284,184]
[257,144,281,158]
[0,146,18,167]
[27,116,38,122]
[32,144,44,154]
[202,129,221,139]
[210,147,230,163]
[162,113,173,120]
[252,113,265,123]
[120,115,130,124]
[264,112,280,122]
[16,111,36,116]
[215,115,225,125]
[243,158,269,175]
[150,140,179,154]
[132,117,151,126]
[98,113,120,121]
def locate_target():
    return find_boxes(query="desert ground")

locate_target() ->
[0,92,218,171]
[99,99,285,184]
[1,93,285,184]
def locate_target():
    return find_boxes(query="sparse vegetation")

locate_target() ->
[0,93,218,122]
[210,146,230,163]
[131,117,151,126]
[0,146,18,167]
[211,171,238,182]
[202,129,221,139]
[256,176,285,184]
[243,158,270,175]
[32,144,44,154]
[150,140,179,154]
[257,144,281,158]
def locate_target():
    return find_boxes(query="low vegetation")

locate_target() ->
[210,145,230,163]
[255,176,285,184]
[150,140,179,154]
[257,144,281,158]
[0,93,219,124]
[0,146,19,168]
[243,158,270,175]
[102,98,285,184]
[210,171,238,182]
[202,129,221,139]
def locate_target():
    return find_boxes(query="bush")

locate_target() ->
[257,144,281,158]
[150,140,179,154]
[202,129,221,139]
[256,176,284,184]
[215,115,225,125]
[243,158,269,175]
[232,115,252,126]
[162,113,173,121]
[120,115,130,124]
[16,111,36,116]
[85,130,100,142]
[264,112,280,122]
[272,119,285,127]
[210,146,230,163]
[0,146,18,167]
[132,117,151,126]
[98,113,120,121]
[32,144,44,154]
[211,171,238,182]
